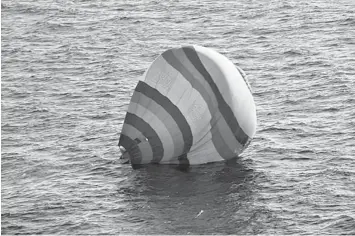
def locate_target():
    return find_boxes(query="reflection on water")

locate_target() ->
[120,159,265,234]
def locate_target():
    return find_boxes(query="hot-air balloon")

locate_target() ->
[118,45,256,167]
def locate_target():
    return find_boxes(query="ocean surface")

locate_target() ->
[2,0,355,234]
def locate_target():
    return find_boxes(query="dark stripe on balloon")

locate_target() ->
[131,91,185,159]
[118,134,142,164]
[135,81,193,155]
[124,112,164,163]
[162,49,234,159]
[182,46,250,145]
[178,153,190,166]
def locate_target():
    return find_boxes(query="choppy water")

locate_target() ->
[2,0,355,234]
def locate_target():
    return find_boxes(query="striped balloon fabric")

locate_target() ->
[119,45,256,166]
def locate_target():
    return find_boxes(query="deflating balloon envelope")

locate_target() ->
[118,45,256,166]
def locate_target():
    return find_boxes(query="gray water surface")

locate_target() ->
[2,0,355,234]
